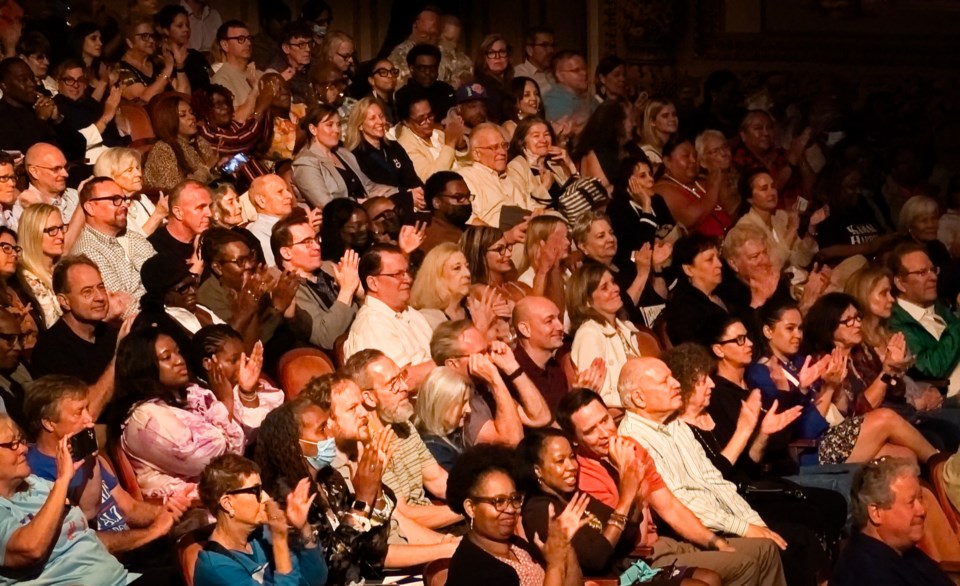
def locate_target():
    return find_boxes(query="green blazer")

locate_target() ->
[888,302,960,380]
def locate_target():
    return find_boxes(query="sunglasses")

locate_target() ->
[224,483,263,501]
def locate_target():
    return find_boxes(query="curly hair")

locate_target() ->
[191,84,235,125]
[254,397,315,503]
[447,444,517,516]
[514,428,571,493]
[661,343,715,411]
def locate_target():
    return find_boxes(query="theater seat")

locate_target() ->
[176,524,215,586]
[277,347,336,400]
[108,440,143,501]
[334,332,349,367]
[634,327,662,358]
[423,557,451,586]
[930,454,960,536]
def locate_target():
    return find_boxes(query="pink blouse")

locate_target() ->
[120,384,245,499]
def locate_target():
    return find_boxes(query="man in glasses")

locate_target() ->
[14,142,81,231]
[395,44,455,124]
[274,209,358,351]
[344,348,463,530]
[266,21,314,104]
[343,243,435,388]
[211,19,262,109]
[459,122,538,228]
[421,171,471,253]
[0,308,30,430]
[515,26,557,95]
[246,173,296,266]
[387,8,440,88]
[0,152,18,228]
[72,177,156,315]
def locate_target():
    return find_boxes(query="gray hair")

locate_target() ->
[694,129,726,160]
[897,195,940,233]
[430,319,474,365]
[850,457,920,530]
[415,366,473,436]
[570,210,611,249]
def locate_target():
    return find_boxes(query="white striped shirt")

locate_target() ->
[618,410,764,536]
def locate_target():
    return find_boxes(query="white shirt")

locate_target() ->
[570,319,639,407]
[246,213,280,266]
[343,296,433,367]
[12,186,79,230]
[181,0,222,53]
[459,163,538,228]
[618,410,765,536]
[165,305,224,334]
[897,298,960,396]
[514,60,555,95]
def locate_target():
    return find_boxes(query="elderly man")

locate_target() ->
[265,21,315,104]
[458,122,538,228]
[731,110,811,210]
[147,180,212,264]
[388,8,441,88]
[543,50,595,128]
[0,308,32,429]
[14,143,80,230]
[24,375,190,580]
[430,319,551,446]
[617,357,787,546]
[211,20,262,109]
[273,209,358,350]
[514,26,556,95]
[888,243,960,399]
[342,243,435,386]
[72,177,156,313]
[557,388,788,586]
[832,457,952,586]
[343,350,462,530]
[247,173,296,266]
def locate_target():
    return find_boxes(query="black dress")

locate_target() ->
[663,279,730,346]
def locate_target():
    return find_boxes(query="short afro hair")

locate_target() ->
[446,444,517,516]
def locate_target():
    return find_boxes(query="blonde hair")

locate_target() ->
[897,195,940,233]
[570,211,610,250]
[410,242,468,311]
[844,265,894,350]
[415,366,473,437]
[18,204,61,291]
[640,98,674,150]
[93,147,141,183]
[0,412,15,438]
[521,215,566,273]
[343,96,385,151]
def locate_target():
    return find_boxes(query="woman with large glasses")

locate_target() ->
[17,204,65,329]
[446,443,585,586]
[0,413,133,585]
[116,16,190,104]
[395,95,466,183]
[195,454,327,586]
[0,228,39,351]
[367,58,400,125]
[473,34,514,123]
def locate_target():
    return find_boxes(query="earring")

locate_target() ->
[468,515,474,529]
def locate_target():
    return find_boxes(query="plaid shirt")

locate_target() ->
[72,224,156,314]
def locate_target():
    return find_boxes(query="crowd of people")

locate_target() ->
[0,0,960,585]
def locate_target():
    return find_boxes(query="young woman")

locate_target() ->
[472,34,514,123]
[143,94,217,192]
[154,4,213,93]
[460,225,531,305]
[502,76,544,139]
[17,205,65,329]
[593,56,627,104]
[638,98,678,169]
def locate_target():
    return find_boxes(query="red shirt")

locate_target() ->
[576,439,666,509]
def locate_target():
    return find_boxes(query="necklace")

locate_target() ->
[663,174,705,199]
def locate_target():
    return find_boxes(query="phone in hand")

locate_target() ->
[69,428,98,462]
[221,152,250,175]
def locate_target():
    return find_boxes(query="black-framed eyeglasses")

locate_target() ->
[470,492,524,512]
[290,235,321,248]
[286,40,315,50]
[60,75,86,87]
[225,35,252,44]
[903,266,939,279]
[372,209,398,222]
[376,269,412,281]
[221,254,257,268]
[0,175,15,184]
[335,51,355,61]
[0,243,20,255]
[838,314,863,328]
[440,192,474,204]
[486,244,511,257]
[43,224,66,237]
[485,49,509,59]
[717,334,749,346]
[224,483,263,501]
[410,113,435,125]
[374,68,400,77]
[0,332,26,346]
[88,194,136,207]
[0,435,24,451]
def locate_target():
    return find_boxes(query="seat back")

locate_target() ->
[931,457,960,536]
[423,557,451,586]
[277,348,336,400]
[108,440,143,501]
[177,524,216,586]
[634,327,662,358]
[334,332,349,367]
[117,101,156,155]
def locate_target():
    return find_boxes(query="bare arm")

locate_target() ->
[647,487,717,549]
[490,343,552,428]
[392,498,463,530]
[384,541,459,568]
[580,150,611,193]
[421,462,450,500]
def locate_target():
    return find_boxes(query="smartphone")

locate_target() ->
[69,428,98,462]
[221,152,250,175]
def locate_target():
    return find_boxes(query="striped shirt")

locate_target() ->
[618,410,764,536]
[381,421,436,506]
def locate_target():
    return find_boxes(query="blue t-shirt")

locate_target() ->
[194,526,328,586]
[0,475,131,586]
[26,447,130,532]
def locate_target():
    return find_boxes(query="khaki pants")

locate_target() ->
[650,536,787,586]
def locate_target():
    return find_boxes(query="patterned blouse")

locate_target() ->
[120,384,245,499]
[20,268,61,329]
[142,136,217,193]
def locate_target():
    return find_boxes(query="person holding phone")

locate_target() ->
[143,94,219,193]
[23,375,191,582]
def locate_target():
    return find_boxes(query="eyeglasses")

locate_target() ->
[43,224,66,237]
[290,235,320,248]
[0,332,26,346]
[88,194,136,207]
[485,49,509,59]
[335,51,355,61]
[225,35,252,44]
[717,334,749,346]
[486,244,511,257]
[286,40,315,50]
[372,209,397,222]
[474,142,509,152]
[441,192,475,204]
[374,68,400,77]
[60,75,86,87]
[173,275,199,294]
[838,314,863,328]
[133,32,159,41]
[221,254,257,268]
[376,269,412,281]
[410,112,435,125]
[224,483,263,501]
[0,435,24,451]
[0,242,20,255]
[0,175,15,184]
[30,164,67,174]
[367,369,408,394]
[470,492,524,512]
[903,266,940,279]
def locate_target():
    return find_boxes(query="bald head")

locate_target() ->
[25,143,68,197]
[250,174,294,217]
[514,296,564,352]
[618,357,682,419]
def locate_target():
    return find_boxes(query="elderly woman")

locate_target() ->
[194,454,327,586]
[415,366,473,471]
[656,137,735,239]
[143,93,218,192]
[410,242,473,329]
[111,327,246,499]
[663,234,729,346]
[665,340,841,586]
[395,94,466,183]
[94,147,168,236]
[507,117,578,210]
[211,182,248,228]
[0,414,131,585]
[292,103,398,209]
[446,444,584,586]
[638,98,678,169]
[567,262,641,409]
[17,204,65,329]
[899,194,959,303]
[116,16,189,104]
[733,168,824,271]
[502,76,544,139]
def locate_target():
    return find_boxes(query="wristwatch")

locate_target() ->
[880,372,900,386]
[351,499,372,515]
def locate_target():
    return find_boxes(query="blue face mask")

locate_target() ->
[300,437,337,470]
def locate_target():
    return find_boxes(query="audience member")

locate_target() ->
[543,50,594,129]
[147,180,212,264]
[143,93,217,192]
[460,123,540,227]
[409,242,473,329]
[246,174,296,266]
[572,100,632,192]
[638,98,678,168]
[0,231,38,350]
[17,204,66,328]
[472,34,513,123]
[460,225,530,310]
[515,27,556,95]
[731,110,811,211]
[663,234,729,346]
[210,182,246,228]
[17,143,80,229]
[593,55,627,105]
[116,17,190,104]
[415,366,473,471]
[395,93,465,184]
[898,195,960,303]
[655,137,735,239]
[93,147,168,236]
[52,59,123,165]
[0,152,17,228]
[387,8,441,88]
[0,308,31,428]
[501,76,545,139]
[437,15,473,88]
[155,4,214,93]
[183,0,223,53]
[420,171,471,253]
[367,58,400,124]
[265,21,315,104]
[394,44,456,123]
[211,20,261,109]
[192,82,274,163]
[507,117,577,209]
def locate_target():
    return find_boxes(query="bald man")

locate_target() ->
[14,143,80,229]
[513,296,569,412]
[617,358,789,555]
[247,174,296,266]
[458,123,540,228]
